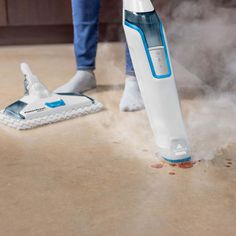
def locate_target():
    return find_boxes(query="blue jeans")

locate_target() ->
[71,0,135,76]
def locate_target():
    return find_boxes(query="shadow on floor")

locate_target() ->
[93,84,124,93]
[91,83,211,101]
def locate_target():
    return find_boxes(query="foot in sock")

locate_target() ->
[54,70,96,94]
[119,76,145,112]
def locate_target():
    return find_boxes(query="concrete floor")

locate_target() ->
[0,44,235,236]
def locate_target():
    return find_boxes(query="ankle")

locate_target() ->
[125,75,137,82]
[77,69,95,76]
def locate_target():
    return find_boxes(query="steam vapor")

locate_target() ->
[161,0,236,160]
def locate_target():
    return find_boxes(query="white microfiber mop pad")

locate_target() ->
[0,101,103,130]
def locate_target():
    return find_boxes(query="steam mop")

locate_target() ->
[0,63,103,130]
[123,0,192,163]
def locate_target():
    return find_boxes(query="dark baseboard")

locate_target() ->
[0,23,124,46]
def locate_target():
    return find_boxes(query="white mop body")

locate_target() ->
[0,63,103,130]
[123,0,191,163]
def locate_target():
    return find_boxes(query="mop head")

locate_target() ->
[0,63,103,130]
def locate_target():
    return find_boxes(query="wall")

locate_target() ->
[0,0,233,45]
[0,0,126,45]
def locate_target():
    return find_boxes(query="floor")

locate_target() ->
[0,44,235,236]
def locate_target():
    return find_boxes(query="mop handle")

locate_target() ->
[20,62,50,97]
[20,62,40,84]
[21,63,34,76]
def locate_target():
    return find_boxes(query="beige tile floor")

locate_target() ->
[0,43,235,236]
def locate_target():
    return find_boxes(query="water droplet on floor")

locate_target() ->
[169,171,176,175]
[169,163,177,167]
[151,163,163,169]
[177,162,194,169]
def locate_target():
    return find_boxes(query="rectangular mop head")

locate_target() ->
[0,63,103,130]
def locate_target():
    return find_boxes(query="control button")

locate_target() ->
[149,47,169,76]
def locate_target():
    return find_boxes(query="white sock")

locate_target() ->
[119,75,144,112]
[54,70,96,94]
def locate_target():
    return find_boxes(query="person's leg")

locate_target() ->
[73,0,100,70]
[55,0,100,94]
[125,43,135,77]
[119,43,144,112]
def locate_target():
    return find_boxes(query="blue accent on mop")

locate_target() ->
[45,100,66,108]
[125,20,172,79]
[162,156,192,164]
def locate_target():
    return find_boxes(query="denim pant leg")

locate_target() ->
[125,43,135,76]
[71,0,100,70]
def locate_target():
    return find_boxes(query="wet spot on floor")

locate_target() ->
[151,163,164,169]
[169,163,177,167]
[151,160,197,175]
[177,162,194,169]
[169,171,176,175]
[222,157,233,168]
[142,149,148,153]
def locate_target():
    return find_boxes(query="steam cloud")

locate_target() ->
[162,0,236,160]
